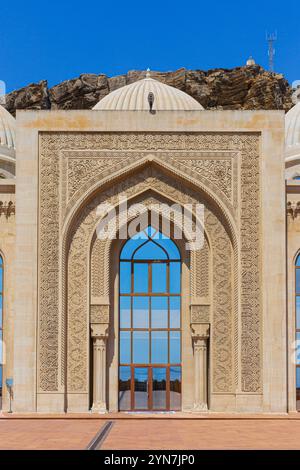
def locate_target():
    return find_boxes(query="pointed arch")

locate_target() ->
[62,157,238,254]
[63,167,235,410]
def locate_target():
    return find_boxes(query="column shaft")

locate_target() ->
[91,324,108,413]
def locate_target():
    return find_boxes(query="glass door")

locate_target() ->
[134,367,148,410]
[152,367,167,410]
[119,226,182,411]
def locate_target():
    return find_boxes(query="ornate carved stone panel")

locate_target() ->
[90,305,109,324]
[240,136,261,392]
[87,175,233,393]
[60,149,238,222]
[206,211,233,391]
[191,237,210,298]
[91,238,106,298]
[175,155,235,204]
[190,305,210,323]
[38,132,260,395]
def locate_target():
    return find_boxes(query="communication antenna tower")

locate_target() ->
[266,31,277,72]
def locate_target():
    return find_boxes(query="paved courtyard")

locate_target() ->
[1,416,300,450]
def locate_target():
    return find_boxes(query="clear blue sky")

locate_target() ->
[1,0,299,93]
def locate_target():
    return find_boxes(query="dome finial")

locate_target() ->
[146,68,151,78]
[246,56,256,66]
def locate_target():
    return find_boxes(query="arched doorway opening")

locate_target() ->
[118,226,181,411]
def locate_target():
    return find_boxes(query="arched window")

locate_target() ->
[295,254,300,410]
[0,256,3,403]
[118,226,181,411]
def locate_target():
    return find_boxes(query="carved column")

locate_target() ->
[191,323,210,411]
[91,323,109,413]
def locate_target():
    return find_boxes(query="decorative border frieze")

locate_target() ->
[60,149,239,221]
[190,304,210,324]
[38,132,261,395]
[90,304,110,324]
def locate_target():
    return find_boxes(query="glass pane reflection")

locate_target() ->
[152,263,167,293]
[297,367,300,388]
[296,269,300,294]
[152,368,166,409]
[119,366,131,410]
[133,297,149,328]
[119,227,181,411]
[120,262,131,293]
[120,331,131,364]
[133,331,149,363]
[297,296,300,329]
[134,241,168,260]
[151,297,168,328]
[120,297,131,328]
[170,331,181,363]
[154,238,180,259]
[297,368,300,411]
[151,331,168,364]
[170,366,181,410]
[134,264,148,293]
[170,263,181,293]
[297,332,300,365]
[121,237,147,260]
[0,332,2,364]
[170,297,180,328]
[134,367,148,409]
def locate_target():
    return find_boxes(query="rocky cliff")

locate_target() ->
[4,65,293,116]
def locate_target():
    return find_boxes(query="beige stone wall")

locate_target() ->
[286,183,300,412]
[14,109,286,413]
[0,181,15,411]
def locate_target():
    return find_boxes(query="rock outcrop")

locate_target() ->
[4,80,50,116]
[4,65,293,116]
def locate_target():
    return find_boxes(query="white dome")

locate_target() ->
[93,74,204,111]
[0,105,16,161]
[285,102,300,162]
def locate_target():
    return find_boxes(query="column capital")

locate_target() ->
[191,323,210,341]
[91,323,109,339]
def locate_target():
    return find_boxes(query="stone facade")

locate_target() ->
[0,180,15,410]
[0,108,283,414]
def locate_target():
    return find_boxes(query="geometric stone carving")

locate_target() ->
[61,150,238,214]
[91,238,106,297]
[191,237,210,299]
[38,132,261,399]
[177,156,233,201]
[90,305,109,324]
[207,210,233,392]
[240,134,260,392]
[190,304,210,323]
